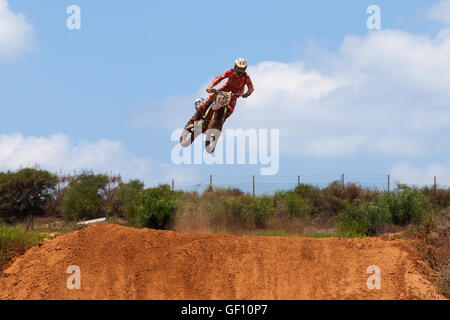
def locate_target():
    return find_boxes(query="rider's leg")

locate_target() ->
[188,93,216,124]
[218,98,237,130]
[225,98,237,120]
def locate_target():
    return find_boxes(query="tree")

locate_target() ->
[110,179,144,224]
[137,185,175,229]
[62,174,110,221]
[0,169,58,221]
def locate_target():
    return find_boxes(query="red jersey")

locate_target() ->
[210,69,254,95]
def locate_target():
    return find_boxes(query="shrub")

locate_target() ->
[173,191,205,232]
[378,187,431,226]
[293,182,379,217]
[225,195,275,229]
[274,191,312,219]
[294,184,326,214]
[224,195,252,227]
[337,199,391,236]
[137,185,175,229]
[420,186,450,210]
[249,195,275,228]
[174,188,249,233]
[62,174,110,221]
[322,181,379,215]
[109,180,144,225]
[205,186,244,197]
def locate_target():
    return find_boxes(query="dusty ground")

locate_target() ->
[0,223,446,300]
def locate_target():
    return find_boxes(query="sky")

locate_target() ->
[1,0,450,192]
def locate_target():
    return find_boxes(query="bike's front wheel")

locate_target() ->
[204,110,226,154]
[205,130,221,154]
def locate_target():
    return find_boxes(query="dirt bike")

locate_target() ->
[179,89,241,153]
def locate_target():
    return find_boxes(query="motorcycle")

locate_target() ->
[179,89,240,153]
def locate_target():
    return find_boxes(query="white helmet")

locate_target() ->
[234,58,247,75]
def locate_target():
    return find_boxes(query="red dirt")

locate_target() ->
[0,223,446,300]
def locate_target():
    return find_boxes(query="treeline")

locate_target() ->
[0,168,122,223]
[0,168,180,230]
[0,168,449,236]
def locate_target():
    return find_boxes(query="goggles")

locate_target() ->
[234,66,246,74]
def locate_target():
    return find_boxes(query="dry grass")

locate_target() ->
[421,186,450,210]
[408,208,450,299]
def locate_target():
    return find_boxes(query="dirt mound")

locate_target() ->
[0,223,446,300]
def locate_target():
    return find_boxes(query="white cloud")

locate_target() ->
[368,137,426,157]
[228,28,450,158]
[243,61,342,108]
[129,95,196,129]
[0,133,199,185]
[428,0,450,25]
[390,161,450,187]
[0,0,33,61]
[301,135,368,157]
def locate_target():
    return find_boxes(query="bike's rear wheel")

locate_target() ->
[205,130,221,154]
[205,109,226,154]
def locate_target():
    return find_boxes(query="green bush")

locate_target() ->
[224,195,251,227]
[225,195,275,228]
[62,174,110,221]
[293,182,380,217]
[137,185,175,229]
[338,187,432,236]
[274,191,312,219]
[378,187,431,226]
[0,226,47,271]
[294,184,327,214]
[110,180,144,225]
[337,200,391,236]
[249,195,275,228]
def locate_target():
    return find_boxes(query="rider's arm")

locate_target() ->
[242,75,254,98]
[209,69,232,89]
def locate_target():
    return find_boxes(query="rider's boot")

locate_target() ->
[187,104,206,127]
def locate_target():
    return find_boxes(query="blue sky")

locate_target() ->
[1,0,450,192]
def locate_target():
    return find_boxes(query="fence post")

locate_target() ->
[388,174,390,193]
[252,175,255,196]
[434,176,437,191]
[341,174,345,186]
[298,175,301,187]
[171,179,174,191]
[210,175,213,189]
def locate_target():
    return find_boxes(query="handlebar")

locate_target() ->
[209,88,241,97]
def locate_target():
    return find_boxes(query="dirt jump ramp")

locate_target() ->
[0,223,445,300]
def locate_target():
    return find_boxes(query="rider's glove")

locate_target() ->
[242,93,250,98]
[206,86,213,93]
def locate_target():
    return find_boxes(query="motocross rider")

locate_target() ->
[188,58,254,126]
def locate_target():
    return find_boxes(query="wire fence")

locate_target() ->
[167,174,450,195]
